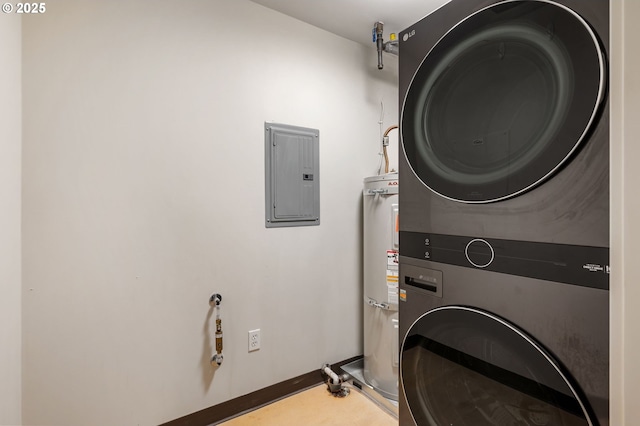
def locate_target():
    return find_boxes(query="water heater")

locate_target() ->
[363,172,399,401]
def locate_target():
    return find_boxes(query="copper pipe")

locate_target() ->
[383,125,398,174]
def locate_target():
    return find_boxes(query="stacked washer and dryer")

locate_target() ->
[397,1,609,425]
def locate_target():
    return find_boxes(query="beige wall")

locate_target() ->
[0,12,22,426]
[611,0,640,424]
[21,0,398,424]
[18,0,640,424]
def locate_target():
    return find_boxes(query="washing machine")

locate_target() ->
[397,0,609,425]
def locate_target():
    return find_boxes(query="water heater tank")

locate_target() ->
[362,172,399,401]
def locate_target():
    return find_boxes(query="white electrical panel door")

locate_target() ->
[265,122,320,228]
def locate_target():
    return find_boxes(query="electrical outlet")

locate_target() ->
[248,329,261,352]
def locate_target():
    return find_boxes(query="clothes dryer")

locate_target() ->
[397,1,609,425]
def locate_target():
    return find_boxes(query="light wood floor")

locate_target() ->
[218,384,397,426]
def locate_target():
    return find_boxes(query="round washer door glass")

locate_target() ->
[401,307,594,425]
[401,0,606,203]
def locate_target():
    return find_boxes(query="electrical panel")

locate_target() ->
[265,122,320,228]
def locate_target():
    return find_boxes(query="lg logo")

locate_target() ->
[403,29,416,42]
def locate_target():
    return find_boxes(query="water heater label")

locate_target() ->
[387,270,399,304]
[387,250,399,267]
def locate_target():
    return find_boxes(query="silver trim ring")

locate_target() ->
[465,238,495,268]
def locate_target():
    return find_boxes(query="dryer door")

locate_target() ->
[400,306,595,425]
[401,0,606,203]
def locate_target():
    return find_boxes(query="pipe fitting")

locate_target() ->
[321,363,350,396]
[374,21,385,70]
[211,353,223,367]
[209,293,222,307]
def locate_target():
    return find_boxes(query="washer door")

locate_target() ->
[401,0,606,203]
[401,306,595,425]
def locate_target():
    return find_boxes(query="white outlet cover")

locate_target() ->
[248,329,261,352]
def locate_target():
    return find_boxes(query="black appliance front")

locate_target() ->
[399,0,609,247]
[399,258,609,426]
[398,0,610,425]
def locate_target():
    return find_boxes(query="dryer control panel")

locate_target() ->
[400,231,609,291]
